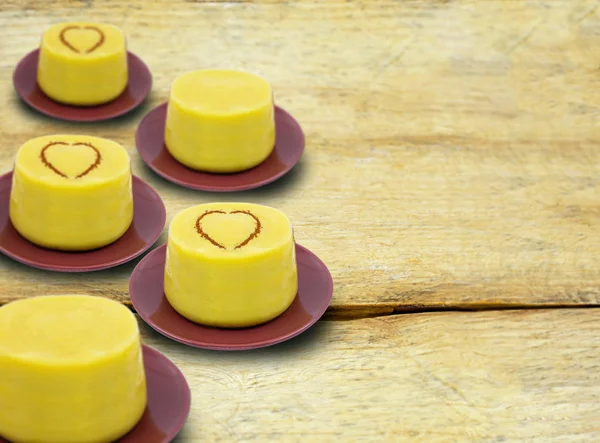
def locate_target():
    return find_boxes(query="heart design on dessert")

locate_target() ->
[195,209,262,250]
[40,141,102,179]
[59,25,105,54]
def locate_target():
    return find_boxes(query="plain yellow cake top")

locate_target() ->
[169,203,293,258]
[42,22,125,58]
[14,134,130,187]
[0,295,140,366]
[169,69,272,115]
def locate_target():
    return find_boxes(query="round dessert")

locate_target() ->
[0,295,147,443]
[164,203,298,328]
[9,134,133,251]
[164,69,276,173]
[37,22,128,106]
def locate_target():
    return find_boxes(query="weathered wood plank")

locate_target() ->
[142,309,600,442]
[0,0,599,314]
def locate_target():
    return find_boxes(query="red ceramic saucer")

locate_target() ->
[0,345,191,443]
[130,243,333,351]
[135,103,304,192]
[13,49,152,122]
[0,172,166,272]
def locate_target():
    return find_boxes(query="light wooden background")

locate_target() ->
[1,0,600,441]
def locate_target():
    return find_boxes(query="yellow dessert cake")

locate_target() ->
[9,134,133,251]
[164,203,298,327]
[164,69,275,173]
[37,22,128,105]
[0,295,147,443]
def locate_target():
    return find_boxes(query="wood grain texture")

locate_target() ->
[143,309,600,442]
[0,1,600,314]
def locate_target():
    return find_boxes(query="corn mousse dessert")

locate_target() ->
[164,203,298,328]
[9,134,133,251]
[0,295,147,443]
[164,69,276,173]
[37,22,128,105]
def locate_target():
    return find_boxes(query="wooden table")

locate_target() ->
[1,0,600,441]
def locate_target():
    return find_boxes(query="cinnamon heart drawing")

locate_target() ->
[59,25,105,54]
[40,141,102,179]
[195,210,262,250]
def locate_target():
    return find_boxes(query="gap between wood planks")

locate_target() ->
[322,303,600,321]
[116,301,600,322]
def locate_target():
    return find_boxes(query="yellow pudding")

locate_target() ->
[164,203,298,327]
[164,69,275,173]
[37,22,128,105]
[0,295,147,443]
[9,134,133,251]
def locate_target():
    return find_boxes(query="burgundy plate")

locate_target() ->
[0,172,166,272]
[135,103,304,192]
[130,243,333,351]
[0,345,191,443]
[13,49,152,122]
